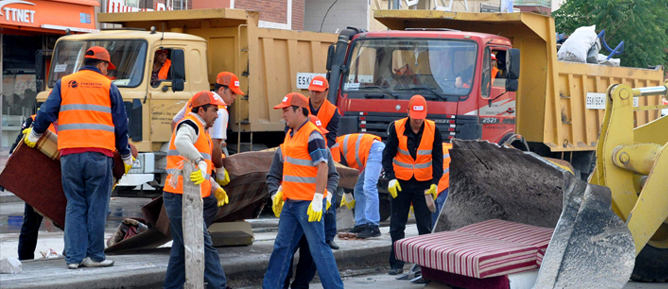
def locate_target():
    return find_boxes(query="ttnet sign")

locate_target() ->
[0,0,37,24]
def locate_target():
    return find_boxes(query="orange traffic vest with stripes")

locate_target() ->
[437,142,452,194]
[30,115,57,133]
[158,59,172,80]
[280,121,327,201]
[393,117,436,182]
[309,99,337,129]
[333,133,381,172]
[164,114,214,197]
[58,70,114,151]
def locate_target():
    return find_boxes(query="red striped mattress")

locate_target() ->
[394,219,554,279]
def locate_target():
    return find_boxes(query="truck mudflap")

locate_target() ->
[434,139,634,289]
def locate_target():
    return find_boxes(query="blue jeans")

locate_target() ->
[263,200,343,289]
[163,192,228,289]
[353,141,384,227]
[61,152,113,265]
[431,188,448,228]
[324,194,337,242]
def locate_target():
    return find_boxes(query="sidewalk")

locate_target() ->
[0,222,416,289]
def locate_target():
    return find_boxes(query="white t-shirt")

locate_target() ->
[172,91,228,141]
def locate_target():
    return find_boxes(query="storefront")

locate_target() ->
[1,0,99,150]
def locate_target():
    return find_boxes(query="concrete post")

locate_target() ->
[182,162,204,289]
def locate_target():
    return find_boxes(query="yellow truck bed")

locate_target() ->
[374,10,664,152]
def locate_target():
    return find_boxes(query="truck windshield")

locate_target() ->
[344,38,477,100]
[48,39,147,88]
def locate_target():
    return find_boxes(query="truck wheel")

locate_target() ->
[631,244,668,282]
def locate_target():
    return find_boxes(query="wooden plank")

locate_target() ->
[182,162,204,289]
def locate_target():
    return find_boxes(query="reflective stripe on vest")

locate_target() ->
[437,142,453,194]
[330,142,341,163]
[58,70,114,151]
[158,59,171,80]
[310,99,337,129]
[336,133,381,171]
[392,117,436,181]
[164,113,213,197]
[280,121,327,201]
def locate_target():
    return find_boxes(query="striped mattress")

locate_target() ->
[394,219,554,279]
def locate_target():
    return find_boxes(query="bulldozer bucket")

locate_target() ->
[434,140,635,288]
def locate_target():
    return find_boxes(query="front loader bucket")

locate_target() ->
[434,140,635,289]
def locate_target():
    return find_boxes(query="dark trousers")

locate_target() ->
[203,193,218,228]
[18,204,44,260]
[389,180,432,269]
[324,197,337,242]
[284,235,316,289]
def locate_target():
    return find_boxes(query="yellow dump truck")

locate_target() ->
[36,9,336,190]
[329,10,664,180]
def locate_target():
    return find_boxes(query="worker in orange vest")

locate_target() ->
[432,142,452,227]
[333,133,385,239]
[263,93,344,289]
[170,71,244,227]
[24,46,133,269]
[163,91,230,289]
[307,75,341,250]
[151,49,171,87]
[382,94,443,275]
[491,53,500,85]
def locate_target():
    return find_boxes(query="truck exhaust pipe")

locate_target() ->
[327,28,358,105]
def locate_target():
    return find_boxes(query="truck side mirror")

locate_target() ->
[326,44,336,71]
[172,79,184,92]
[170,49,186,80]
[505,79,518,92]
[507,48,520,80]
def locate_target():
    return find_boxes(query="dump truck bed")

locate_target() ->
[374,10,664,152]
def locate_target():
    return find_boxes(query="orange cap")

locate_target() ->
[491,53,497,61]
[308,75,329,92]
[308,115,329,134]
[190,91,226,108]
[156,49,169,54]
[216,72,245,96]
[85,46,116,70]
[274,92,309,109]
[408,95,427,119]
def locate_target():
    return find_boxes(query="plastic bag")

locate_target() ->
[0,258,22,274]
[557,25,597,63]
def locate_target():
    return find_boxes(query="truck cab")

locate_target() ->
[37,30,209,189]
[330,29,521,146]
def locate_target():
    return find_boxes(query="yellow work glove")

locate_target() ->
[325,191,333,211]
[425,184,438,201]
[388,179,402,198]
[307,193,324,222]
[123,156,135,175]
[341,192,355,210]
[22,128,40,148]
[271,186,285,218]
[190,169,206,185]
[214,187,229,207]
[216,167,230,186]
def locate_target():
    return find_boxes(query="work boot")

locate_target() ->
[82,257,114,267]
[388,268,403,275]
[326,239,340,250]
[349,224,369,234]
[356,225,381,239]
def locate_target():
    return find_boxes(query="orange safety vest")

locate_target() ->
[280,121,327,201]
[437,142,452,194]
[58,70,115,151]
[310,99,337,129]
[164,113,214,197]
[392,117,436,182]
[334,133,381,171]
[30,115,57,133]
[491,66,499,85]
[158,59,171,80]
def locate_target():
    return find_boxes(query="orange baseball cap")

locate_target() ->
[274,92,309,109]
[216,72,245,95]
[156,49,169,54]
[190,91,226,108]
[408,95,428,119]
[491,53,497,61]
[308,115,329,134]
[85,46,116,70]
[308,75,329,92]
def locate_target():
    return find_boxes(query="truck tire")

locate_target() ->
[631,244,668,282]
